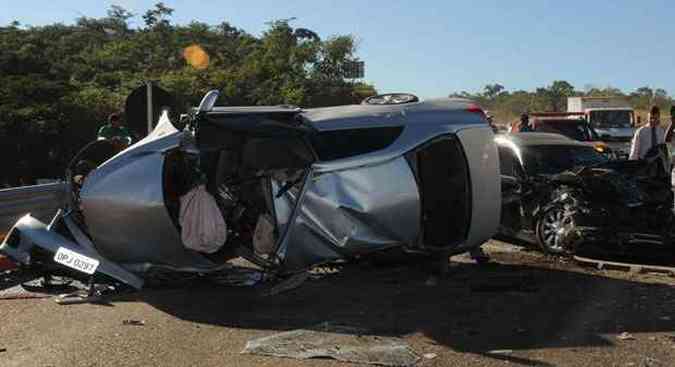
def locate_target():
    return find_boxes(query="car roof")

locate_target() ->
[495,132,589,147]
[301,97,485,130]
[207,106,300,115]
[201,97,486,132]
[533,118,585,124]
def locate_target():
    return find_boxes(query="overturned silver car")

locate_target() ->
[1,92,500,289]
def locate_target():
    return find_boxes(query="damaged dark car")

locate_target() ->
[496,132,674,255]
[0,91,501,290]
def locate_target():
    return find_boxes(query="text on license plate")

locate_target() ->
[53,247,100,275]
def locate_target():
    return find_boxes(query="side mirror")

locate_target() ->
[197,90,220,113]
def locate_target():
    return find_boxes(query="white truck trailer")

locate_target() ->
[567,96,635,142]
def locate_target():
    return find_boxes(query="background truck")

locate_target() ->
[567,96,635,142]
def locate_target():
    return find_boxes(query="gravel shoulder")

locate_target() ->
[1,240,674,367]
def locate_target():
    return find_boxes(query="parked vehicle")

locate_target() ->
[527,112,627,159]
[0,92,500,289]
[496,133,673,255]
[567,96,635,142]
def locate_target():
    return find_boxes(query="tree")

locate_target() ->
[106,5,134,33]
[586,86,623,97]
[143,2,174,29]
[483,83,504,100]
[293,28,320,42]
[449,81,673,126]
[633,86,654,98]
[0,6,373,185]
[546,80,574,111]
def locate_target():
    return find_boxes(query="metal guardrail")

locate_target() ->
[0,183,67,235]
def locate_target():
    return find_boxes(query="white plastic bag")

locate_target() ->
[179,185,227,253]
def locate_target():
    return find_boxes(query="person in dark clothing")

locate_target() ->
[518,113,532,132]
[97,113,133,145]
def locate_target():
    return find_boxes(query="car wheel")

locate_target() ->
[536,206,574,255]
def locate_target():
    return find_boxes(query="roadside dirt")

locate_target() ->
[1,240,674,367]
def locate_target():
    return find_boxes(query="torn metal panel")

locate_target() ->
[243,322,420,367]
[81,147,211,269]
[0,215,144,289]
[278,157,420,271]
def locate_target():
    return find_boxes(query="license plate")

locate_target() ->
[53,247,100,275]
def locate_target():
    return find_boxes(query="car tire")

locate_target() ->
[535,205,574,255]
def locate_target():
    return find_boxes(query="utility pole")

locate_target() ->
[146,80,153,135]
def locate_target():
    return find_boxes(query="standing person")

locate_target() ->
[97,113,133,146]
[486,114,498,133]
[629,106,671,160]
[518,113,531,132]
[666,106,675,142]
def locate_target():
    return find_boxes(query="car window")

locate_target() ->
[589,110,633,128]
[309,126,404,161]
[498,146,522,177]
[522,145,608,176]
[535,120,591,141]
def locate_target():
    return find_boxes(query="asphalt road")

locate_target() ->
[1,241,675,367]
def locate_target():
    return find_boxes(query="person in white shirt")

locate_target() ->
[629,106,670,160]
[668,105,675,142]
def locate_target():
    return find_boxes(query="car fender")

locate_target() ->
[0,214,144,289]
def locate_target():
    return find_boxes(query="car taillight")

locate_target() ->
[466,104,486,118]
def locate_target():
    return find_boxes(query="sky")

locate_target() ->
[2,0,674,98]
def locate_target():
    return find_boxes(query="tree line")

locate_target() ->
[451,81,674,125]
[0,3,376,186]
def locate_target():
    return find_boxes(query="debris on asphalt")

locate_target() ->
[642,356,661,367]
[208,267,265,287]
[54,291,99,305]
[0,347,6,353]
[308,265,342,280]
[617,332,635,340]
[487,349,513,355]
[54,283,117,305]
[1,272,84,300]
[242,322,420,366]
[423,353,437,360]
[259,272,309,297]
[122,319,145,326]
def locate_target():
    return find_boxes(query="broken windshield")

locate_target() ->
[522,145,609,176]
[536,120,597,142]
